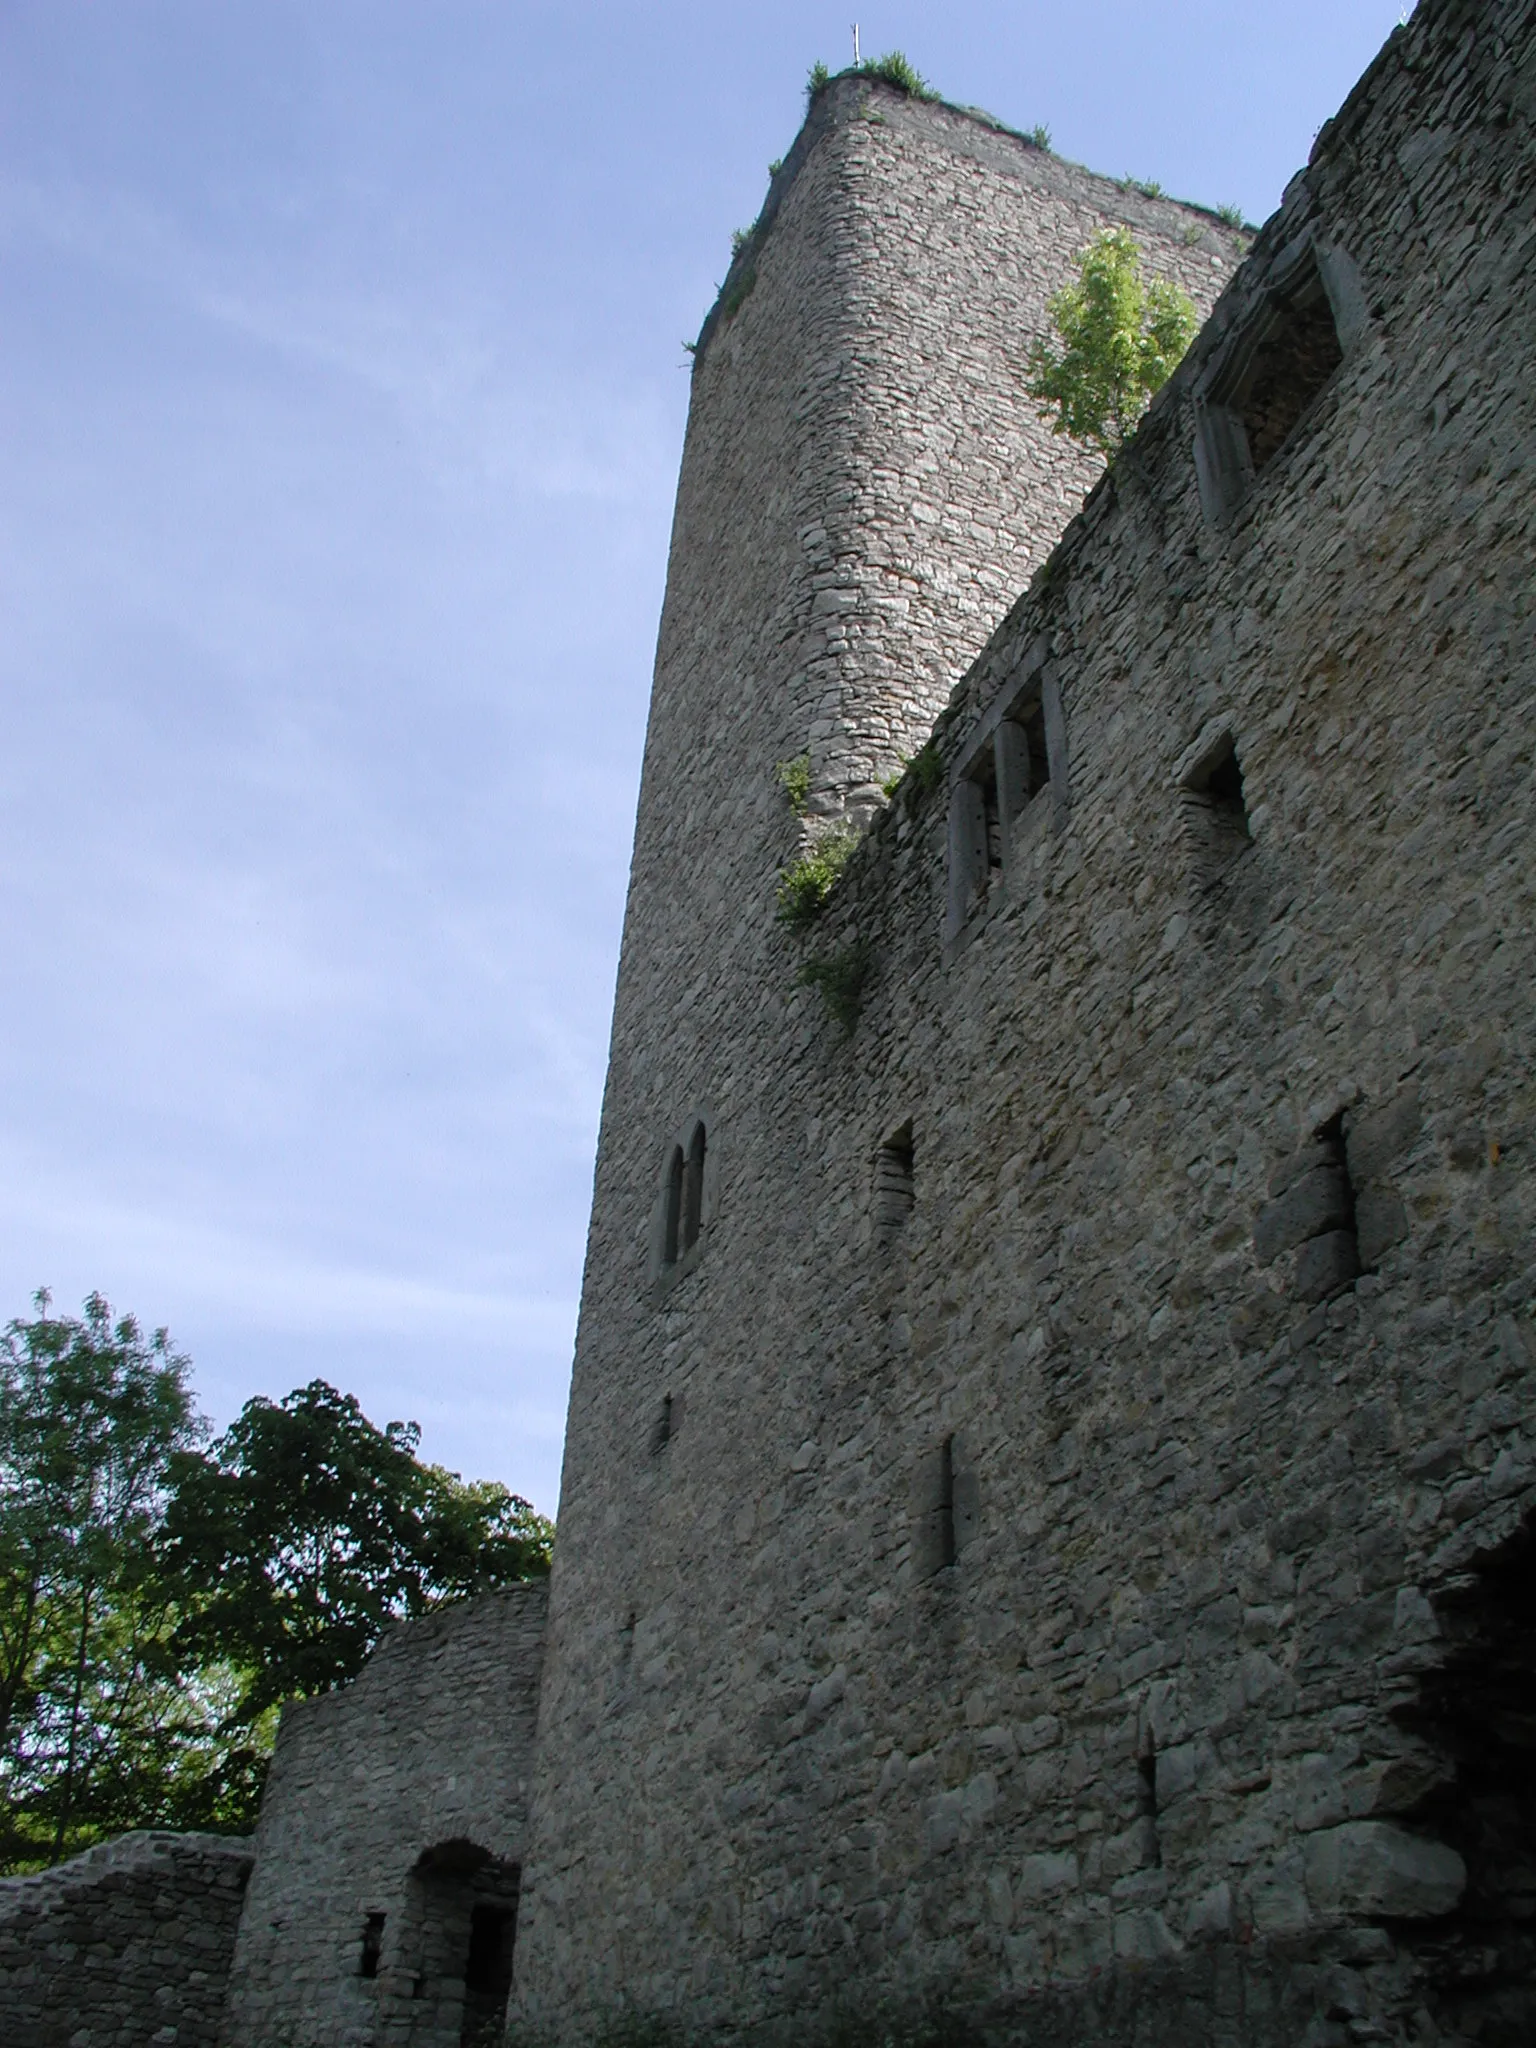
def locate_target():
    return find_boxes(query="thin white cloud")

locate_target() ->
[0,172,675,510]
[0,1141,574,1350]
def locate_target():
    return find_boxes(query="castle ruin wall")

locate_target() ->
[0,1830,253,2048]
[513,3,1536,2040]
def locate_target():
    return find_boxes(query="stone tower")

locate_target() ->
[511,71,1245,2035]
[8,10,1529,2045]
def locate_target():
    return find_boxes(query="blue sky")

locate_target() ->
[0,2,1407,1512]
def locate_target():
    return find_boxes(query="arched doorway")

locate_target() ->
[378,1839,520,2048]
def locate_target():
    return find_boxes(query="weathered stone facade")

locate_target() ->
[222,1585,546,2048]
[12,7,1535,2043]
[0,1830,252,2048]
[512,4,1536,2044]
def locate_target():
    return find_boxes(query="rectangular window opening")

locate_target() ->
[1194,239,1350,524]
[359,1911,386,1980]
[1180,733,1251,884]
[875,1123,914,1240]
[1239,283,1344,472]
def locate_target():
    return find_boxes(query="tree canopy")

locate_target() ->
[162,1380,552,1723]
[0,1295,552,1872]
[1024,228,1198,459]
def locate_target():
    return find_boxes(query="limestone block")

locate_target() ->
[1112,1908,1180,1960]
[1247,1852,1312,1937]
[1354,1185,1410,1267]
[1304,1821,1466,1919]
[1185,1880,1233,1940]
[1015,1852,1079,1900]
[1156,1739,1216,1808]
[1295,1230,1361,1304]
[1254,1165,1352,1264]
[1344,1089,1421,1182]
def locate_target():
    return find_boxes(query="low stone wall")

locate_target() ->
[0,1830,253,2048]
[223,1584,547,2048]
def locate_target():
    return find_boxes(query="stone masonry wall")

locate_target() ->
[0,1831,253,2048]
[223,1585,546,2048]
[515,4,1536,2043]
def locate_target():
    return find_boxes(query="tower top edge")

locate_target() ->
[692,68,1254,367]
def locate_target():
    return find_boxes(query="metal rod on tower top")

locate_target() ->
[852,23,860,65]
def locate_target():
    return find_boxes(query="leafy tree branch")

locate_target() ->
[1025,228,1197,458]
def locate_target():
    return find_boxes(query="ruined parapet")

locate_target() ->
[514,0,1536,2039]
[0,1830,253,2048]
[222,1584,545,2048]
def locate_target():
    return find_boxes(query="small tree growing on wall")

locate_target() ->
[1025,228,1197,458]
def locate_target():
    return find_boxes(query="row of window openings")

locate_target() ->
[649,1128,912,1450]
[657,1117,911,1288]
[949,243,1348,926]
[953,709,1252,931]
[650,1117,1374,1573]
[650,1103,1371,1481]
[654,756,1247,1290]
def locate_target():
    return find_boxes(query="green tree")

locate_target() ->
[0,1302,554,1868]
[162,1380,553,1727]
[0,1292,205,1869]
[1024,228,1198,458]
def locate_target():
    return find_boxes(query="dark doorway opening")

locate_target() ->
[460,1902,518,2048]
[1403,1517,1536,2045]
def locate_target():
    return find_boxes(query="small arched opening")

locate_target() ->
[379,1839,520,2048]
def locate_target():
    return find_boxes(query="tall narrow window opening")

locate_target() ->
[1239,284,1344,471]
[460,1897,519,2048]
[1297,1111,1360,1303]
[1137,1741,1163,1868]
[875,1123,914,1241]
[1254,1110,1361,1304]
[359,1911,386,1979]
[1194,235,1356,524]
[661,1147,684,1268]
[937,1435,957,1571]
[681,1122,706,1254]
